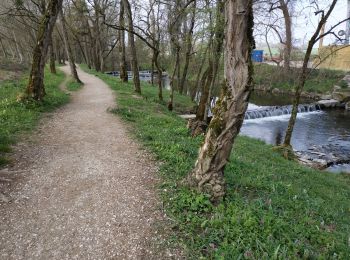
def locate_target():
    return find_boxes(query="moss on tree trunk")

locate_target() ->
[187,0,254,204]
[26,0,63,101]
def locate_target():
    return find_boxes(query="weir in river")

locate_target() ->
[244,103,322,120]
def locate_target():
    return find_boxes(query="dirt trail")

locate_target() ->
[0,66,172,259]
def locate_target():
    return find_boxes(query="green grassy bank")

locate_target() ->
[66,77,83,91]
[255,64,346,94]
[82,65,350,259]
[0,68,69,166]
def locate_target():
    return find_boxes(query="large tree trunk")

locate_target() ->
[279,0,292,70]
[187,0,254,204]
[26,0,63,100]
[123,0,141,94]
[118,0,128,82]
[59,11,82,84]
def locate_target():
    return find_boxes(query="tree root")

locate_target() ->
[272,144,297,160]
[187,118,208,137]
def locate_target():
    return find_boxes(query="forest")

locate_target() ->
[0,0,350,259]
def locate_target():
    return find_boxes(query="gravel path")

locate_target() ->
[0,66,173,259]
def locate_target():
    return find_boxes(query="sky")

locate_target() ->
[257,0,349,48]
[294,0,348,46]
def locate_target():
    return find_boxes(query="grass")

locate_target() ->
[254,64,345,94]
[81,64,350,259]
[0,68,69,166]
[66,77,83,91]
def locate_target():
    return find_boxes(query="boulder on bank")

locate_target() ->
[317,99,340,108]
[272,88,280,94]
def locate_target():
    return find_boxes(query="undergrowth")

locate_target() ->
[81,64,350,259]
[255,64,345,93]
[66,77,83,91]
[0,68,69,166]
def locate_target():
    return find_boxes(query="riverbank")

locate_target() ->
[82,66,350,259]
[254,63,346,97]
[0,68,69,166]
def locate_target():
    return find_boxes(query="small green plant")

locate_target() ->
[66,77,83,91]
[338,80,348,89]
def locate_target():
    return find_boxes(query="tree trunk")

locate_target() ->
[26,0,63,100]
[168,47,181,111]
[0,38,7,58]
[191,45,209,101]
[83,36,92,69]
[196,64,213,121]
[176,51,181,91]
[118,0,128,82]
[49,35,56,74]
[187,0,254,204]
[12,30,23,64]
[154,51,163,101]
[279,0,292,70]
[178,1,196,95]
[123,0,141,94]
[151,54,155,85]
[283,1,338,147]
[204,0,224,122]
[59,11,82,84]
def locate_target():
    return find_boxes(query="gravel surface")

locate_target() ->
[0,66,177,259]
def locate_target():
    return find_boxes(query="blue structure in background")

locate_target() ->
[251,50,264,62]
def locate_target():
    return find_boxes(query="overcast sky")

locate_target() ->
[257,0,349,47]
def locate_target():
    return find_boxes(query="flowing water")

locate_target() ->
[241,92,350,173]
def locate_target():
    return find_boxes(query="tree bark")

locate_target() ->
[168,46,181,111]
[12,30,23,64]
[0,38,7,58]
[151,54,155,85]
[204,0,224,122]
[154,51,163,101]
[283,0,338,147]
[187,0,254,204]
[118,0,128,82]
[26,0,63,100]
[49,34,57,74]
[196,64,213,121]
[191,44,209,101]
[123,0,141,94]
[279,0,292,70]
[178,1,196,95]
[59,10,82,84]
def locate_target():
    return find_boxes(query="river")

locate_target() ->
[241,92,350,173]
